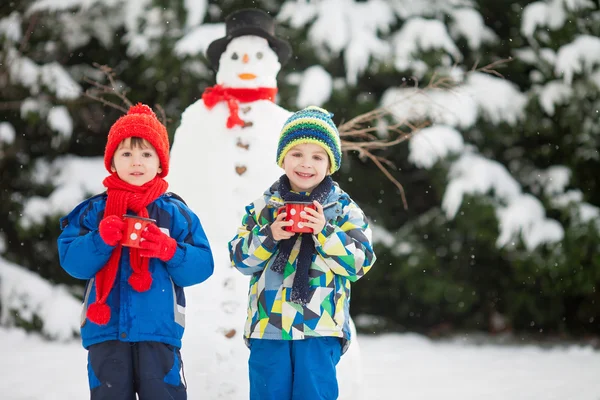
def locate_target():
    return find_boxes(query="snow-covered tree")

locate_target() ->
[274,0,600,335]
[2,0,599,338]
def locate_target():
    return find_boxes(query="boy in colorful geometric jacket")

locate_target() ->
[228,105,376,400]
[57,104,214,400]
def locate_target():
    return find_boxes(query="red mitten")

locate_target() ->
[139,224,177,261]
[98,215,126,246]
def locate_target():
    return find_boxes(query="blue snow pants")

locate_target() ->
[87,340,186,400]
[248,337,342,400]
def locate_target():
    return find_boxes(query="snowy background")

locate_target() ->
[2,0,600,398]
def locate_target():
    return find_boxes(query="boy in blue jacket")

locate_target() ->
[57,104,214,400]
[228,106,376,400]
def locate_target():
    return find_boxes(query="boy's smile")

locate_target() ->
[111,137,162,186]
[282,143,330,192]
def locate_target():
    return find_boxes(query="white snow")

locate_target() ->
[389,0,474,19]
[382,87,478,129]
[8,50,81,100]
[393,18,462,74]
[449,8,497,50]
[555,35,600,84]
[538,80,573,116]
[47,105,73,140]
[521,1,565,38]
[278,0,394,84]
[463,73,526,126]
[2,327,600,399]
[0,257,81,341]
[520,0,594,38]
[408,125,465,169]
[369,223,396,248]
[20,156,106,229]
[0,122,16,145]
[496,194,564,250]
[442,152,563,250]
[183,0,207,28]
[578,203,600,224]
[27,0,101,13]
[20,98,41,118]
[551,189,600,228]
[443,152,520,218]
[296,65,333,107]
[536,165,571,196]
[174,23,225,57]
[40,62,82,100]
[0,11,22,42]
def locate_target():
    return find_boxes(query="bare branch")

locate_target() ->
[83,92,128,113]
[0,101,23,111]
[155,104,168,126]
[336,58,511,209]
[83,64,133,112]
[19,13,39,53]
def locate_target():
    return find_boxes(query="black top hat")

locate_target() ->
[206,9,292,70]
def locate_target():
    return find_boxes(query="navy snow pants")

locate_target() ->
[87,340,186,400]
[248,337,342,400]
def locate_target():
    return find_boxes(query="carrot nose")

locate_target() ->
[242,53,249,63]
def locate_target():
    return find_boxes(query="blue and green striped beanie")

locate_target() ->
[276,106,342,174]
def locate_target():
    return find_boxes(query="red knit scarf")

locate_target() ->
[86,174,169,325]
[202,85,278,128]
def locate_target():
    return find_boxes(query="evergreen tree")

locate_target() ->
[1,0,599,339]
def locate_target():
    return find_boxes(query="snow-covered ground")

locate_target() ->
[2,327,599,400]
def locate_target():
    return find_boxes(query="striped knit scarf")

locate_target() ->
[86,174,168,325]
[271,175,333,305]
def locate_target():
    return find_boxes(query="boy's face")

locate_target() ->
[281,143,330,192]
[111,138,162,186]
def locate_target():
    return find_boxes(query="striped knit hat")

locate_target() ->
[276,106,342,174]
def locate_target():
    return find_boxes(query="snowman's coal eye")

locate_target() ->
[256,52,263,60]
[231,52,239,60]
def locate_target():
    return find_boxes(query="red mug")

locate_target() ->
[278,202,316,233]
[121,214,156,248]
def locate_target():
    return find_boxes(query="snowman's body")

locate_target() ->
[168,35,362,400]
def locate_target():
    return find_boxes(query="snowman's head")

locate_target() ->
[215,36,281,89]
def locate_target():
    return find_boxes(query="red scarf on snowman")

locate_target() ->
[202,84,278,128]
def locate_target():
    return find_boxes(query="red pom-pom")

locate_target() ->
[127,103,155,117]
[129,271,153,292]
[87,302,111,325]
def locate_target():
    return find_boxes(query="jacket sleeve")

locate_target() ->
[228,202,279,276]
[163,201,214,287]
[57,197,115,280]
[312,199,376,282]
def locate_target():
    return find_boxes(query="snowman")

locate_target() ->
[168,9,363,399]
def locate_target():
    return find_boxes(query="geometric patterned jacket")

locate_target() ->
[228,180,376,353]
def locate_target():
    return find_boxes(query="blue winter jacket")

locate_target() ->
[57,192,214,349]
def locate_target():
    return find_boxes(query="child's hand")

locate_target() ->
[98,215,126,246]
[302,201,326,234]
[270,212,295,241]
[139,224,177,261]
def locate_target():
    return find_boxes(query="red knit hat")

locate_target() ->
[104,103,170,177]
